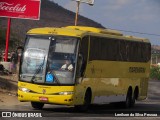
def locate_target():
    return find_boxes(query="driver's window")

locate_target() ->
[76,36,89,77]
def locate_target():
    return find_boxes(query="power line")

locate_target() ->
[108,28,160,37]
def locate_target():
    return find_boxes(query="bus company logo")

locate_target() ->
[2,112,11,117]
[129,67,146,73]
[0,2,26,13]
[42,89,46,94]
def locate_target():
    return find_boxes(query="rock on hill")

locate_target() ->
[0,0,104,50]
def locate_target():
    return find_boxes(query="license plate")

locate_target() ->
[39,97,48,102]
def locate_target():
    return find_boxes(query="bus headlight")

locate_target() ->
[58,91,74,95]
[18,87,30,92]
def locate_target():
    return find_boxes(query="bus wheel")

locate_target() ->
[31,102,44,110]
[131,87,138,107]
[75,90,91,112]
[122,89,132,108]
[130,94,135,107]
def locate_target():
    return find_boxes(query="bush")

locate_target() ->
[150,65,160,80]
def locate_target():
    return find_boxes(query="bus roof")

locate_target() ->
[27,27,86,37]
[65,26,123,36]
[27,26,150,43]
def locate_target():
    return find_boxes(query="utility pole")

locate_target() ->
[72,0,95,26]
[75,1,80,26]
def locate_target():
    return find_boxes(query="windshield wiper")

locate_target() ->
[31,56,45,83]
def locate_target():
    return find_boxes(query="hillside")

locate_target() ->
[0,0,104,51]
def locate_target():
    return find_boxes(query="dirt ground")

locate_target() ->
[0,74,20,106]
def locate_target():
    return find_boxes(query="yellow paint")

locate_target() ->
[18,26,150,106]
[18,82,75,105]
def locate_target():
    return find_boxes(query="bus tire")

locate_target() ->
[31,102,44,110]
[130,93,135,107]
[131,87,138,107]
[122,89,132,108]
[74,89,91,112]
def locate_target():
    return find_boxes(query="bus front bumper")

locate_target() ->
[18,90,74,105]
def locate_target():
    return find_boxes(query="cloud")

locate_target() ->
[130,1,160,23]
[99,0,160,24]
[131,11,156,23]
[102,0,131,11]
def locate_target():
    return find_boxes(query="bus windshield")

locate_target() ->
[20,35,78,85]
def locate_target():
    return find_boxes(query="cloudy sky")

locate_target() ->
[52,0,160,45]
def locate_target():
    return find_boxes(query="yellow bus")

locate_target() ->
[18,26,151,111]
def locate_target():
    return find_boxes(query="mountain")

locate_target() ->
[0,0,104,51]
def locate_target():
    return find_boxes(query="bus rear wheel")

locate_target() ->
[131,94,135,107]
[31,102,44,110]
[122,89,132,108]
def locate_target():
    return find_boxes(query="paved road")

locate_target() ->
[0,80,160,119]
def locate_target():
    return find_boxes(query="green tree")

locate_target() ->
[150,65,160,80]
